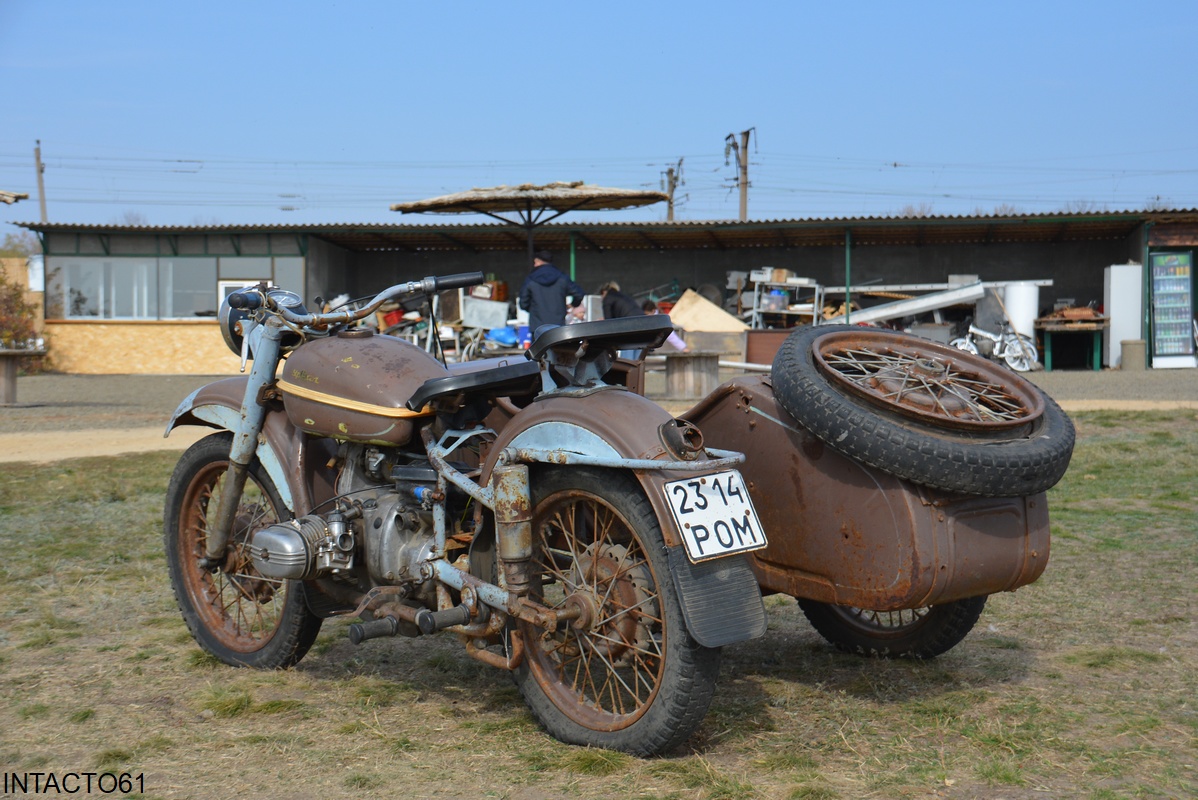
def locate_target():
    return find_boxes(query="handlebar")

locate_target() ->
[432,271,486,292]
[227,292,262,311]
[235,271,487,330]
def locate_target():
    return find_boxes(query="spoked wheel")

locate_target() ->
[514,467,720,755]
[798,596,988,658]
[164,432,321,668]
[772,325,1075,496]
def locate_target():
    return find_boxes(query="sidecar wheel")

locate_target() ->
[164,432,322,669]
[771,325,1074,497]
[514,467,721,756]
[798,596,987,659]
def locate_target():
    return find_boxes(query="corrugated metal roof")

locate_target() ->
[16,209,1197,253]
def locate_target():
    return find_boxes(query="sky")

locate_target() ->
[3,0,1198,238]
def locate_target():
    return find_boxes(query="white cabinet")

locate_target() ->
[1103,264,1142,368]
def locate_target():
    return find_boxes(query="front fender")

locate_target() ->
[480,388,767,647]
[165,377,337,516]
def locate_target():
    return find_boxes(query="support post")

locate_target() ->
[844,229,852,325]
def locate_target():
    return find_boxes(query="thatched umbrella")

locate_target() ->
[390,181,666,266]
[0,191,29,205]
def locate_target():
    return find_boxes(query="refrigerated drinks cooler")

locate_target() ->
[1149,252,1197,368]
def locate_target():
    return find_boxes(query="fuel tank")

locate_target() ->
[278,330,446,445]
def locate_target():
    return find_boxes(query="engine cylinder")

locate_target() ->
[251,516,327,580]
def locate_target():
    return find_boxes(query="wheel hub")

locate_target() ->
[568,543,644,662]
[870,360,975,419]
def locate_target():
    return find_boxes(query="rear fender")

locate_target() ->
[480,389,767,647]
[165,377,337,516]
[481,390,682,545]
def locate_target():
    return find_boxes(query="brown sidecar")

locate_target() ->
[680,325,1074,658]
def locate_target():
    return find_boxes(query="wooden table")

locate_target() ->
[0,349,48,405]
[1034,321,1107,372]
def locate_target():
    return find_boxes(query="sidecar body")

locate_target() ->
[681,376,1049,611]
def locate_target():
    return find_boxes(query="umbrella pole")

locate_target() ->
[524,203,535,269]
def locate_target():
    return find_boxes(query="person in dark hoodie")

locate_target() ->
[599,281,647,360]
[598,281,642,320]
[518,250,585,338]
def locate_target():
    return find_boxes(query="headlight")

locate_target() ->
[219,289,252,356]
[219,287,308,357]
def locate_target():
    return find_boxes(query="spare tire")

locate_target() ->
[771,325,1074,497]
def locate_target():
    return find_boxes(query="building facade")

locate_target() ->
[18,210,1198,373]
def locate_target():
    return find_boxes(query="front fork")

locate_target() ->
[201,320,285,567]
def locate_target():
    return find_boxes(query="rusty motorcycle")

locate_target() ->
[164,272,769,756]
[165,273,1074,755]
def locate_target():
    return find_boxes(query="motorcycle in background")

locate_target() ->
[950,319,1039,372]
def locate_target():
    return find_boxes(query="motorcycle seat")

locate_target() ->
[406,359,541,411]
[527,315,674,361]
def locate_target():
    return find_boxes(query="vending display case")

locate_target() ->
[1149,252,1197,368]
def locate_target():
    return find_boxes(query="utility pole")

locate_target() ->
[34,140,47,222]
[724,128,754,221]
[661,157,684,221]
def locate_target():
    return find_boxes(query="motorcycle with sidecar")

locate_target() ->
[163,272,1073,755]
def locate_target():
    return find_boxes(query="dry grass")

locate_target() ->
[1,412,1196,799]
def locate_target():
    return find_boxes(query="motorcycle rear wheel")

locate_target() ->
[798,596,987,659]
[514,467,720,755]
[164,432,321,669]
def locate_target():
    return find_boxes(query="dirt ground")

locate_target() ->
[1,368,1195,464]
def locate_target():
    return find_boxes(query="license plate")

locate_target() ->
[664,470,767,563]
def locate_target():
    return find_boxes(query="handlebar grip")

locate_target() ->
[432,272,486,292]
[227,291,263,310]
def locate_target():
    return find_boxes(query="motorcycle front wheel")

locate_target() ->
[948,336,978,354]
[797,596,987,659]
[164,432,321,669]
[514,467,721,755]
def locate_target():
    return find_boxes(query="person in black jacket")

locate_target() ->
[598,281,642,320]
[599,281,646,360]
[518,250,585,339]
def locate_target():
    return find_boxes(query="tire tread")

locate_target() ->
[771,326,1075,496]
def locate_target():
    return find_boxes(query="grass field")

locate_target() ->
[1,411,1195,799]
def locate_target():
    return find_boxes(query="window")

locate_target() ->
[160,258,218,318]
[46,255,304,320]
[48,257,158,319]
